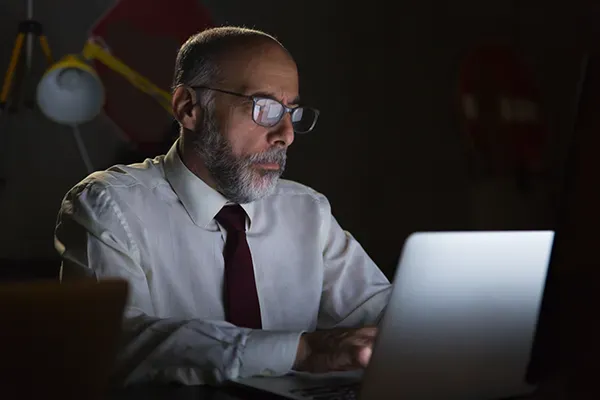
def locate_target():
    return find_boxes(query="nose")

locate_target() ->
[268,113,295,147]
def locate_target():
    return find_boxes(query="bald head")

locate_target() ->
[172,26,294,92]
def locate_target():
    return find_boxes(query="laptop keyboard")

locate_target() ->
[289,382,360,400]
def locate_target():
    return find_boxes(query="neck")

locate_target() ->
[178,137,219,191]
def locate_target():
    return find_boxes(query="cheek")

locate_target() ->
[224,119,270,157]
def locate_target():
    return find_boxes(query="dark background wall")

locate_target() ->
[0,0,587,277]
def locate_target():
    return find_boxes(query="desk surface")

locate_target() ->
[109,385,235,400]
[107,378,594,400]
[109,384,287,400]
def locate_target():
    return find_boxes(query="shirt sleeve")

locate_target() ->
[55,180,302,385]
[315,194,392,329]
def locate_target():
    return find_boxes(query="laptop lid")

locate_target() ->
[361,231,554,400]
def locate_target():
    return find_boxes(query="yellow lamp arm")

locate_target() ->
[82,40,173,115]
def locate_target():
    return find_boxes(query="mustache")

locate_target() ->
[247,147,287,165]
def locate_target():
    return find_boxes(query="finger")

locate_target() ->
[347,334,374,348]
[322,350,356,372]
[355,345,373,368]
[340,327,377,347]
[357,326,378,337]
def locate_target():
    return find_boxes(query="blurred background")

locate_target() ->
[0,0,592,280]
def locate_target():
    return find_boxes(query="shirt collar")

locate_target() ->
[164,140,255,229]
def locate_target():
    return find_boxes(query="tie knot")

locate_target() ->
[215,205,247,232]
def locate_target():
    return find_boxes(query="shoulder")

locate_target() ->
[271,179,328,204]
[267,179,332,216]
[62,155,170,210]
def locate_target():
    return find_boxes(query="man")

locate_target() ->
[55,26,391,385]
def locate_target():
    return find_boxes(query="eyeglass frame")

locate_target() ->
[188,85,320,134]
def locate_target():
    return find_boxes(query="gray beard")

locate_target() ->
[192,110,287,204]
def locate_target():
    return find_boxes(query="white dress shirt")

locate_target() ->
[54,140,391,385]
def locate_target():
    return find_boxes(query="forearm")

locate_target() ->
[113,314,303,386]
[319,285,391,329]
[58,243,304,385]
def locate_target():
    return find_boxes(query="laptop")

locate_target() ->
[0,278,128,399]
[231,230,555,400]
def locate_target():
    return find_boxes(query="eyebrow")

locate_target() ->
[248,90,301,106]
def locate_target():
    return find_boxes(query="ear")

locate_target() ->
[172,86,201,131]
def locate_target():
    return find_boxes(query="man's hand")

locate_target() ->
[293,327,377,373]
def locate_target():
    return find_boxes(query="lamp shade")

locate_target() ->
[36,55,105,125]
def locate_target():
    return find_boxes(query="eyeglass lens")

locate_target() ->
[252,98,318,133]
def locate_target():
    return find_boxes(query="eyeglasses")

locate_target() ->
[190,86,319,134]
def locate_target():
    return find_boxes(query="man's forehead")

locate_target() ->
[238,82,300,104]
[219,43,299,103]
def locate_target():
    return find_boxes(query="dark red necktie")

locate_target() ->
[214,205,262,329]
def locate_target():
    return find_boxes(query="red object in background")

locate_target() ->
[457,44,548,176]
[89,0,213,154]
